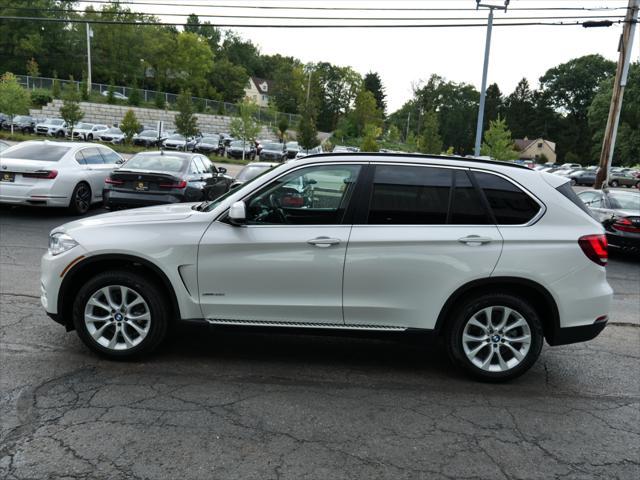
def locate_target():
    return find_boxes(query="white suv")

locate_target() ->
[40,154,613,381]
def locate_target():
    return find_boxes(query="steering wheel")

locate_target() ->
[268,193,288,224]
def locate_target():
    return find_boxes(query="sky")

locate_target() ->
[81,0,639,112]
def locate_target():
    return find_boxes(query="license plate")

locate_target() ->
[1,172,15,182]
[135,181,149,191]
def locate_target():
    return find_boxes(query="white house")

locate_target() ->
[514,137,557,164]
[244,77,272,107]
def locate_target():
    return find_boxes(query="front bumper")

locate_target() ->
[41,245,90,317]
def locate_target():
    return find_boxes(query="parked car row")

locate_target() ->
[533,163,640,189]
[0,140,289,215]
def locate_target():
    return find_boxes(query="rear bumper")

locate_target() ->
[103,190,184,208]
[547,319,608,346]
[0,183,69,207]
[606,231,640,250]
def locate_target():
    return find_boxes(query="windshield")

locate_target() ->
[139,130,158,137]
[201,164,279,212]
[201,136,220,143]
[4,143,70,162]
[121,154,188,173]
[263,143,282,151]
[77,123,93,129]
[167,134,185,141]
[230,140,248,148]
[286,142,299,149]
[608,192,640,211]
[106,128,122,134]
[47,119,64,126]
[14,116,30,122]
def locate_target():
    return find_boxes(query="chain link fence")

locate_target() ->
[16,75,300,126]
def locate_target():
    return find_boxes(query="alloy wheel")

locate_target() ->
[75,184,91,213]
[461,306,532,373]
[84,285,151,351]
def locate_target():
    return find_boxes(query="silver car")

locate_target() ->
[0,141,123,214]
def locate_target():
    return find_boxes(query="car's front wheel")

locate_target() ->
[610,180,619,187]
[72,271,170,359]
[446,293,544,382]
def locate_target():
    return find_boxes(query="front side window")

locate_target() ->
[473,172,541,224]
[246,165,361,225]
[368,165,451,225]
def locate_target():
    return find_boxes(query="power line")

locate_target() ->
[63,0,631,12]
[0,15,631,28]
[2,8,627,22]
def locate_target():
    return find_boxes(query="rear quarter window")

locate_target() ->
[473,171,541,225]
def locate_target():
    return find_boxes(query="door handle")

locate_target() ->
[458,235,493,246]
[307,237,341,247]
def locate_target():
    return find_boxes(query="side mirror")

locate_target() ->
[218,167,227,174]
[115,158,124,165]
[228,201,246,225]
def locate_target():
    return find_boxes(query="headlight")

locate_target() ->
[48,232,78,256]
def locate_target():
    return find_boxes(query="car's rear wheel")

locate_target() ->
[72,271,169,359]
[446,293,544,382]
[610,180,619,187]
[570,179,577,186]
[87,133,93,140]
[69,182,91,215]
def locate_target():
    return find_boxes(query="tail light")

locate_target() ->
[612,217,640,233]
[578,234,608,266]
[105,177,124,185]
[22,169,58,179]
[159,180,187,189]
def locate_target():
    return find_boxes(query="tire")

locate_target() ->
[610,180,619,188]
[87,133,93,140]
[56,130,64,138]
[445,293,544,382]
[68,182,92,215]
[72,270,170,359]
[570,179,577,186]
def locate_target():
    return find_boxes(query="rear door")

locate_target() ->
[343,164,503,330]
[79,147,112,201]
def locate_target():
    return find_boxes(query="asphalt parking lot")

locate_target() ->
[1,200,639,479]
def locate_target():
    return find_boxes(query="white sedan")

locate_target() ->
[0,141,123,214]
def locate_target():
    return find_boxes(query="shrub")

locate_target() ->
[31,89,52,107]
[120,109,142,143]
[154,92,165,109]
[128,84,141,106]
[51,71,61,98]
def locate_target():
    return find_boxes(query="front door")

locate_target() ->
[198,163,362,325]
[343,165,503,330]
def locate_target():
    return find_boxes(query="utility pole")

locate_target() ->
[594,0,639,189]
[306,68,312,106]
[86,23,93,97]
[474,0,510,157]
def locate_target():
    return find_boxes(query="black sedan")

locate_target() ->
[193,135,224,155]
[3,115,36,134]
[578,189,640,253]
[132,130,164,147]
[226,140,256,160]
[103,151,233,210]
[259,142,287,162]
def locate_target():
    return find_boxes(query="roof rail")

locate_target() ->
[302,152,531,170]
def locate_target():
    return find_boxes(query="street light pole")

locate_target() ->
[473,1,510,157]
[86,23,92,97]
[594,0,639,189]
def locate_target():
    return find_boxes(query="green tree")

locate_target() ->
[154,90,166,110]
[271,58,306,114]
[503,78,536,139]
[128,81,141,106]
[172,31,214,96]
[230,100,261,160]
[184,13,221,53]
[120,109,142,144]
[481,116,519,161]
[79,70,89,101]
[363,71,386,114]
[588,63,640,167]
[276,115,289,143]
[416,110,443,154]
[26,57,40,80]
[360,124,381,152]
[386,124,401,144]
[106,82,116,104]
[174,90,199,141]
[208,58,249,103]
[351,88,382,137]
[59,79,83,140]
[51,71,61,98]
[483,83,503,132]
[298,106,318,150]
[0,72,31,134]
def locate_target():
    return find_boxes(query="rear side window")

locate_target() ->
[368,165,451,224]
[473,172,541,224]
[450,170,491,224]
[99,149,121,165]
[82,148,105,165]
